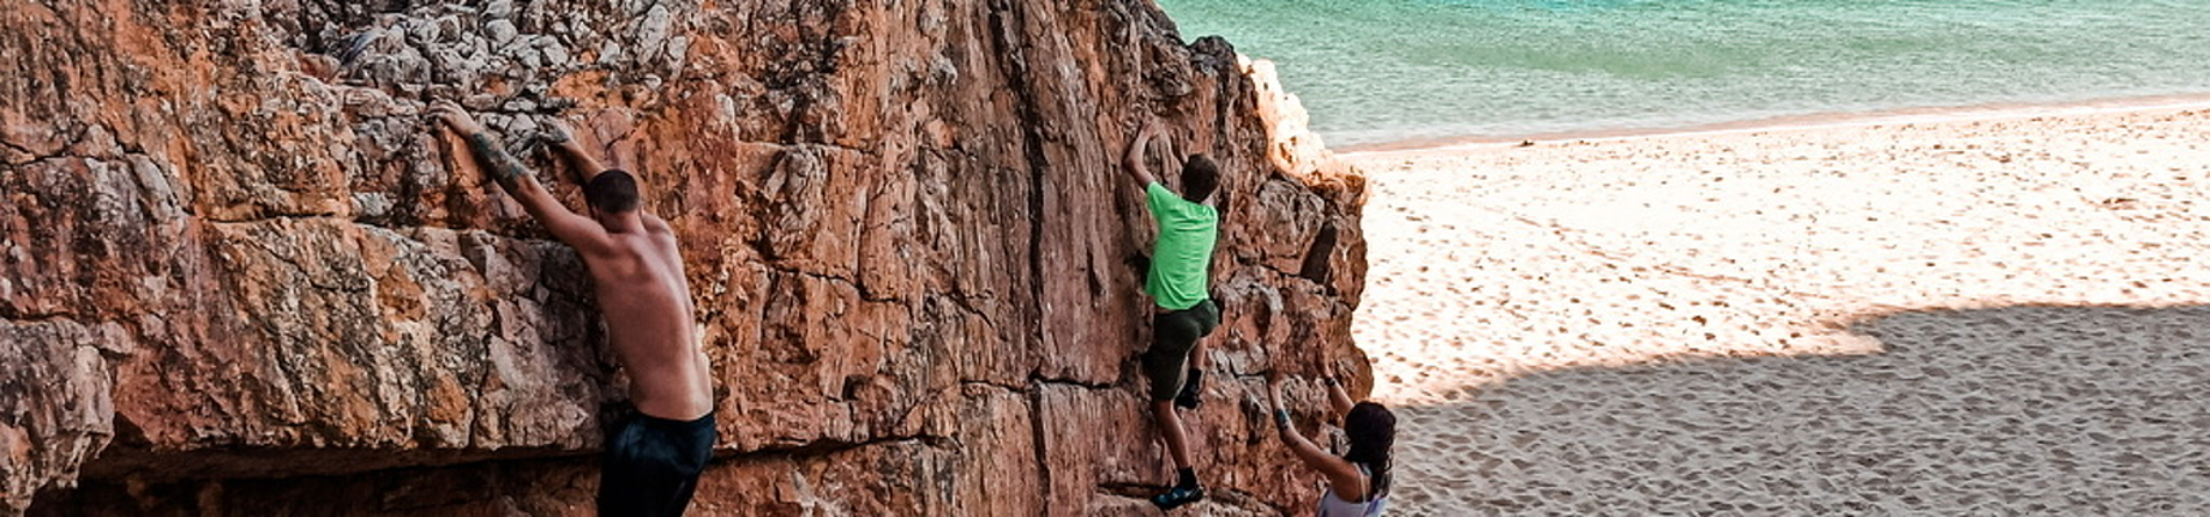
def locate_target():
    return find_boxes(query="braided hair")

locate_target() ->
[1342,401,1397,499]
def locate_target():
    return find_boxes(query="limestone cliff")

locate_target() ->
[0,1,1367,515]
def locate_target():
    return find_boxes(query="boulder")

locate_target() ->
[0,0,1369,514]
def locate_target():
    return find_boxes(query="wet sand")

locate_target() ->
[1344,108,2210,515]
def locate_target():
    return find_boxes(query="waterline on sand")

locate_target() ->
[1341,93,2210,155]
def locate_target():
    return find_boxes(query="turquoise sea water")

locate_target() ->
[1157,0,2210,146]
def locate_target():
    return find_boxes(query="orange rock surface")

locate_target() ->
[1,1,1368,515]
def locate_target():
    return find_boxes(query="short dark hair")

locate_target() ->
[1180,154,1219,202]
[585,169,641,213]
[1343,401,1397,499]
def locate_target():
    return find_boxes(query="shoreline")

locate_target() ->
[1336,92,2210,157]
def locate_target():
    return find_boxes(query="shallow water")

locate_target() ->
[1158,0,2210,146]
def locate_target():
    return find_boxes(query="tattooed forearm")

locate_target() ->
[466,132,531,191]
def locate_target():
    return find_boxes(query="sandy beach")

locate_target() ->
[1345,107,2210,514]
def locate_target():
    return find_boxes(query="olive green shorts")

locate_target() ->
[1142,299,1221,402]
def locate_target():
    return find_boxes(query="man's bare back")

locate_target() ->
[429,103,713,421]
[586,220,713,420]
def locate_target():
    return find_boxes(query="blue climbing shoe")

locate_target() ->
[1151,485,1205,510]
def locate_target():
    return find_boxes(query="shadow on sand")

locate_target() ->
[1390,304,2210,515]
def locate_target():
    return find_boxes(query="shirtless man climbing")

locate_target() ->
[431,102,716,517]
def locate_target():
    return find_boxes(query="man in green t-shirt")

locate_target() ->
[1124,120,1223,511]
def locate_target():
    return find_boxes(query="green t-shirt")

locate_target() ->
[1143,182,1219,310]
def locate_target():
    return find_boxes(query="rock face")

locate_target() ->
[1,1,1367,515]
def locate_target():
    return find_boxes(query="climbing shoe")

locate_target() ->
[1150,485,1206,510]
[1174,368,1203,409]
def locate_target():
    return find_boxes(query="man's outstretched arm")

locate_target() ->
[542,120,611,184]
[544,119,662,221]
[1124,120,1163,188]
[430,102,614,254]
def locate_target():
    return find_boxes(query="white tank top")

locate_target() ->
[1317,463,1388,517]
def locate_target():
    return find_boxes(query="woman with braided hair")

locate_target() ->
[1270,364,1397,516]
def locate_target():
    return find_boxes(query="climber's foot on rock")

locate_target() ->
[1150,485,1205,511]
[1173,367,1203,409]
